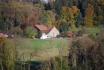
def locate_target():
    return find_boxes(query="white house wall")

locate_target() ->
[48,27,59,37]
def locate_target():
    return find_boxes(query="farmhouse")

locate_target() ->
[35,25,60,39]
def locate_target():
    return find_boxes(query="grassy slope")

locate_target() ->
[15,28,100,61]
[69,27,100,35]
[30,39,69,49]
[15,38,70,61]
[88,28,100,35]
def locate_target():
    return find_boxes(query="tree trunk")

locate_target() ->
[1,63,3,70]
[72,53,77,67]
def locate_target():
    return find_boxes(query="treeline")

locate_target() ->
[0,0,104,34]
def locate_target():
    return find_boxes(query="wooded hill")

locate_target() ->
[0,0,104,31]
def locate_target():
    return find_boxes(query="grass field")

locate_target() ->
[13,38,71,61]
[69,27,100,35]
[30,39,69,49]
[13,27,100,61]
[88,28,100,35]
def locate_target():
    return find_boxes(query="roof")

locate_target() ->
[35,25,47,31]
[0,31,8,34]
[35,25,55,33]
[46,26,54,33]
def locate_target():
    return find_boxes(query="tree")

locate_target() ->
[46,10,55,26]
[0,21,8,31]
[24,26,37,38]
[59,21,69,37]
[40,56,70,70]
[59,21,68,33]
[8,26,23,37]
[84,4,94,27]
[0,37,16,70]
[93,6,103,26]
[68,6,79,28]
[59,6,68,22]
[39,10,55,26]
[69,37,95,70]
[75,11,83,28]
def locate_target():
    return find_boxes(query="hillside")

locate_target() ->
[0,0,104,70]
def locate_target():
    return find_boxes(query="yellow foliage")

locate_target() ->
[10,2,23,8]
[84,4,94,28]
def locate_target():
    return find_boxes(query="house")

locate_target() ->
[0,31,8,38]
[35,25,60,39]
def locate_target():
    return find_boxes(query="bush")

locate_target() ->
[77,27,89,37]
[8,26,23,37]
[23,26,37,38]
[88,34,98,41]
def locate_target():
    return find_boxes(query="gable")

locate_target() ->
[48,27,59,34]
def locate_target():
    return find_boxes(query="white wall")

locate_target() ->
[48,27,59,37]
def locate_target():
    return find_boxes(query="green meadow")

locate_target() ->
[12,27,100,61]
[69,27,100,35]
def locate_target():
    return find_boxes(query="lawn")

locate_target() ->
[69,27,100,35]
[87,28,100,35]
[13,27,100,61]
[30,39,69,49]
[13,38,71,61]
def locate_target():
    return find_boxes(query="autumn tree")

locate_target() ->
[0,37,16,70]
[84,4,94,27]
[68,6,79,28]
[69,37,95,70]
[59,6,68,22]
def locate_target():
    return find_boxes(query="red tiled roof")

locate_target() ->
[46,26,54,33]
[35,25,47,31]
[0,31,8,34]
[35,25,54,33]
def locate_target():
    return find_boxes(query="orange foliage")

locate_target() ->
[0,36,6,43]
[71,6,79,13]
[54,20,62,30]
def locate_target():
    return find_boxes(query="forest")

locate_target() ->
[0,0,104,70]
[0,0,104,31]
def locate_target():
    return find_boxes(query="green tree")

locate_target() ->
[75,11,83,28]
[24,26,37,38]
[39,10,55,26]
[59,21,68,33]
[94,6,103,26]
[59,6,68,22]
[8,26,23,37]
[0,21,8,31]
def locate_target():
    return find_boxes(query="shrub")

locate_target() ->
[23,26,37,38]
[77,27,89,37]
[8,26,23,37]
